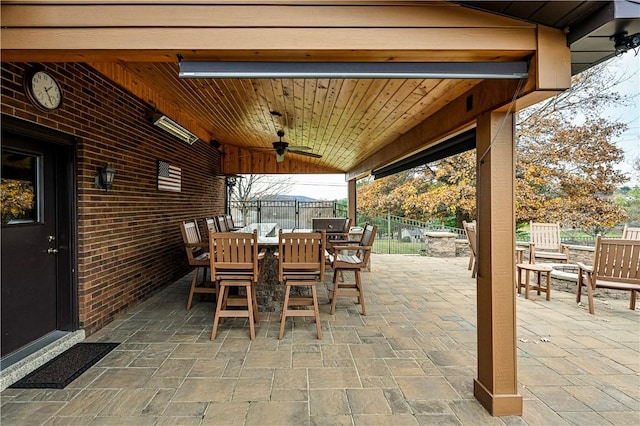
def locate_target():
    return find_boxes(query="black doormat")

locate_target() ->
[10,342,119,389]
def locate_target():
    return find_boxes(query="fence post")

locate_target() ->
[257,199,262,223]
[387,210,392,254]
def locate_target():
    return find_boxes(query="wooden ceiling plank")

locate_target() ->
[340,78,409,153]
[314,79,344,159]
[309,78,332,155]
[353,79,432,149]
[328,78,390,160]
[323,79,377,169]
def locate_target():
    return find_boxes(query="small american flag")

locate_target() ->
[157,160,181,192]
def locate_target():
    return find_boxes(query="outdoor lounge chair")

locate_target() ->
[622,225,640,240]
[576,236,640,314]
[528,221,569,263]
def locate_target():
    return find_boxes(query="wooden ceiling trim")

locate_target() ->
[2,3,535,29]
[221,145,340,175]
[2,28,537,52]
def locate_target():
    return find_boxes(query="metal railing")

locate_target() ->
[357,213,465,255]
[230,200,345,229]
[229,202,470,254]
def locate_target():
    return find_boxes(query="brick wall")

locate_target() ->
[1,62,225,334]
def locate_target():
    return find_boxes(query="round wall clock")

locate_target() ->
[23,69,63,111]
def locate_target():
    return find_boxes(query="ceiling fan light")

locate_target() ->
[276,152,285,163]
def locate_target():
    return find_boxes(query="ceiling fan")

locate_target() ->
[270,130,322,163]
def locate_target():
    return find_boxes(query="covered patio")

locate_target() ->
[2,255,638,425]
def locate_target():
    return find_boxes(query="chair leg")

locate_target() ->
[311,284,322,339]
[355,270,366,316]
[279,284,291,339]
[186,266,200,310]
[630,290,636,310]
[245,284,256,340]
[211,284,229,340]
[585,278,595,314]
[251,283,260,324]
[330,270,340,315]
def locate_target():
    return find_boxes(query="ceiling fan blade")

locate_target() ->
[287,146,313,152]
[288,150,322,159]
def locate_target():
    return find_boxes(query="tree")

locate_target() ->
[229,174,292,225]
[1,179,35,224]
[615,186,640,226]
[515,60,630,235]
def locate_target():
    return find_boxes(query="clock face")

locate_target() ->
[26,70,63,111]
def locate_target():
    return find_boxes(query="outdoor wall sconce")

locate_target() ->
[95,163,116,191]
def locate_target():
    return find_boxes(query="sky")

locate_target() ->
[259,52,640,200]
[603,52,640,186]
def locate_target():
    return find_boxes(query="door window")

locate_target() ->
[1,150,40,225]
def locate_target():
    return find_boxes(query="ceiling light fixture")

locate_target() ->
[179,61,529,79]
[151,113,199,145]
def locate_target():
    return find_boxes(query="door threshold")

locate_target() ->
[0,330,85,391]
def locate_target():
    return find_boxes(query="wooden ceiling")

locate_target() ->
[120,61,483,174]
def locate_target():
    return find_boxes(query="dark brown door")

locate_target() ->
[2,133,61,356]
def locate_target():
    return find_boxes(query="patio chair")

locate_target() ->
[463,220,477,278]
[277,230,326,339]
[224,214,241,231]
[209,230,264,340]
[180,220,217,310]
[576,236,640,314]
[215,215,229,232]
[622,225,640,240]
[327,223,377,315]
[528,221,569,264]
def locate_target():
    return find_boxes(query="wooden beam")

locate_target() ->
[474,110,522,416]
[0,49,533,64]
[2,3,534,29]
[1,28,536,52]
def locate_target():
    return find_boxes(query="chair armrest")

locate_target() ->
[185,242,208,249]
[331,244,362,251]
[576,262,592,274]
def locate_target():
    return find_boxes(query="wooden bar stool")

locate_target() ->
[209,230,263,340]
[516,263,552,300]
[277,230,326,340]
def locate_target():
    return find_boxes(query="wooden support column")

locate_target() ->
[473,111,522,416]
[347,178,357,226]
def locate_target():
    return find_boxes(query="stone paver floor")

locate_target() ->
[2,255,638,425]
